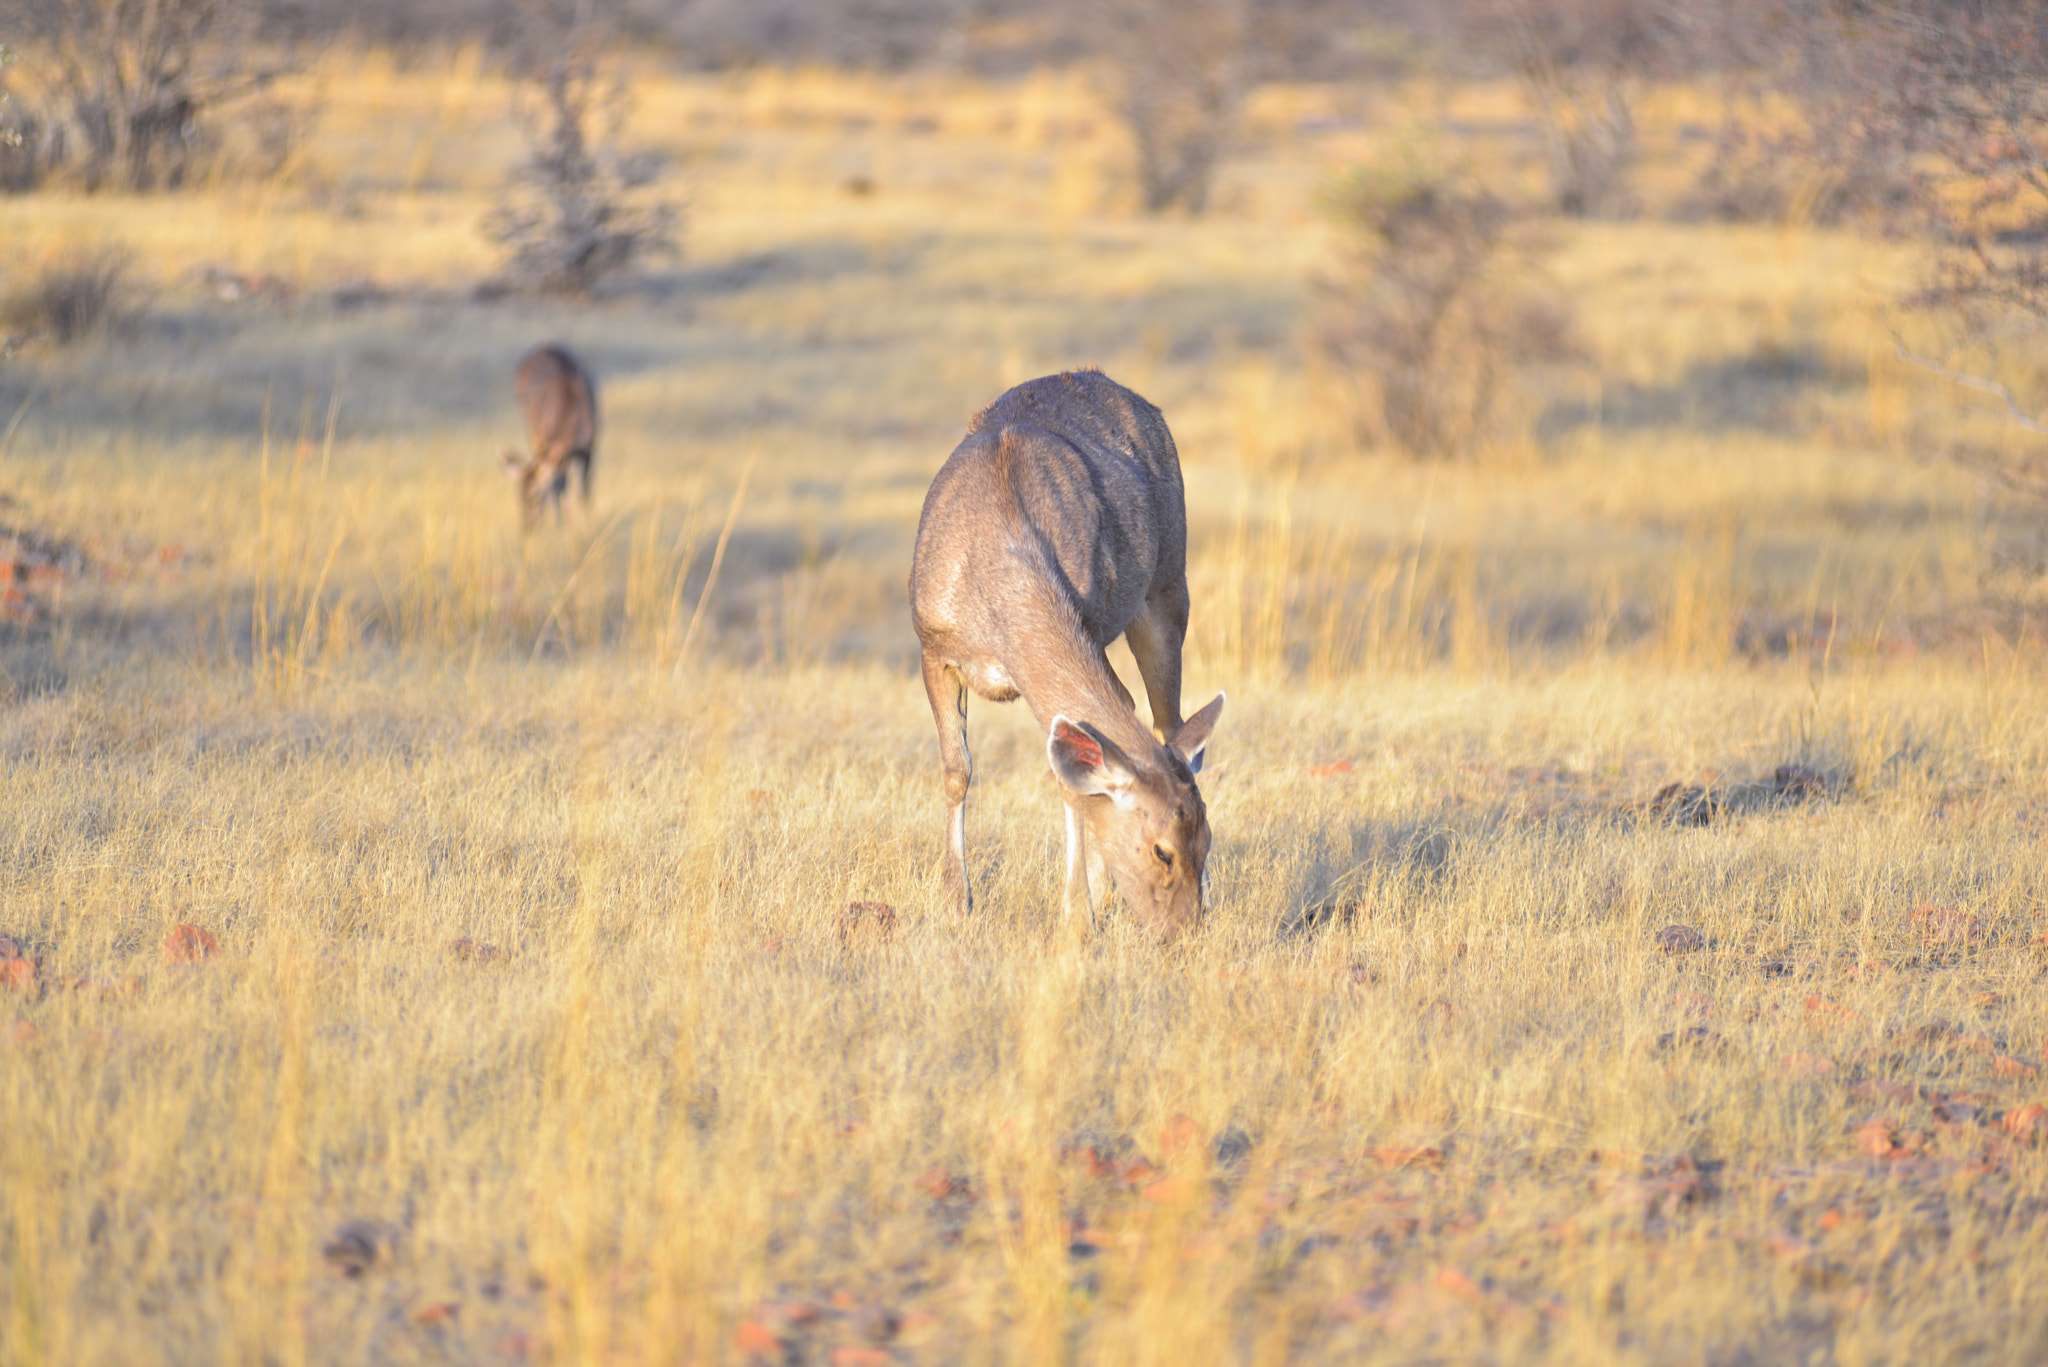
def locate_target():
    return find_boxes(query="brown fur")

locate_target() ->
[502,344,598,530]
[908,370,1224,939]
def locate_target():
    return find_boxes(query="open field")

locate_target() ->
[3,52,2048,1365]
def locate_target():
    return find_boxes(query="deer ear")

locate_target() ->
[1048,716,1137,804]
[1169,692,1225,774]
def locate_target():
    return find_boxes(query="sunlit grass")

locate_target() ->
[1,50,2046,1367]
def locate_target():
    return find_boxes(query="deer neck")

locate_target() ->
[1010,631,1164,766]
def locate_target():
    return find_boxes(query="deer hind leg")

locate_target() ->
[921,651,974,915]
[1124,578,1190,745]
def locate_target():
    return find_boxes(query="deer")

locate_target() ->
[909,368,1224,941]
[501,344,597,530]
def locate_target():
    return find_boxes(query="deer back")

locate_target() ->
[911,369,1185,672]
[514,344,597,464]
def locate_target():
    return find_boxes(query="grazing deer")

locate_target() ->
[502,344,597,530]
[909,368,1224,939]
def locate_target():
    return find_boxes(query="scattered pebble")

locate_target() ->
[1656,924,1705,955]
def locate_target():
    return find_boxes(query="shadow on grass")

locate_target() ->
[1536,344,1854,440]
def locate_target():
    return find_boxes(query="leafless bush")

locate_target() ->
[1085,0,1257,213]
[1080,0,1360,214]
[2,249,139,348]
[1786,0,2048,493]
[0,0,291,191]
[481,37,682,297]
[1315,165,1575,458]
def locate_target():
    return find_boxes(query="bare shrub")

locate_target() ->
[0,0,289,191]
[2,248,139,348]
[1079,0,1353,214]
[481,35,682,297]
[1085,0,1257,214]
[1315,164,1575,458]
[1796,0,2048,493]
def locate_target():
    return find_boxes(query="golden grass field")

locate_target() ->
[2,48,2047,1366]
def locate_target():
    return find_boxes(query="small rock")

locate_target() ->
[0,936,22,960]
[321,1219,397,1278]
[162,924,220,965]
[1653,1026,1725,1055]
[1649,783,1717,826]
[1909,904,1981,947]
[1772,764,1827,799]
[446,938,507,965]
[1212,1126,1253,1167]
[851,1303,901,1343]
[1655,924,1705,955]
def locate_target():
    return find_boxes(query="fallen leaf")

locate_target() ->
[1371,1146,1445,1168]
[2002,1103,2046,1141]
[1993,1055,2039,1078]
[915,1167,967,1200]
[1140,1174,1201,1204]
[412,1302,458,1327]
[733,1321,784,1357]
[828,1349,891,1367]
[1853,1121,1897,1158]
[1802,995,1859,1030]
[162,924,220,965]
[1434,1266,1487,1302]
[1909,904,1981,947]
[1849,1079,1916,1103]
[1158,1113,1201,1161]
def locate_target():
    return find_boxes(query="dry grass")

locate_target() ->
[2,50,2047,1367]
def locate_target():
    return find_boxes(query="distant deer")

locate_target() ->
[502,344,597,530]
[909,369,1224,939]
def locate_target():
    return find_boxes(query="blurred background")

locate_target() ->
[0,0,2044,685]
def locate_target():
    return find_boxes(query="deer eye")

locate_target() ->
[1153,844,1174,868]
